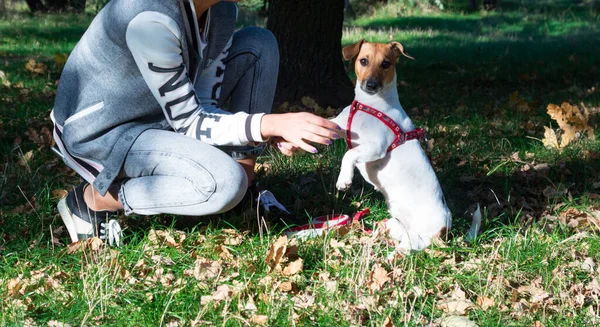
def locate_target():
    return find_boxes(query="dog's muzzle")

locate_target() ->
[361,79,382,95]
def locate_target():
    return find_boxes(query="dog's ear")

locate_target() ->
[342,39,366,61]
[389,41,415,61]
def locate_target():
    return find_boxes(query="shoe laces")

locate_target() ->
[99,219,122,247]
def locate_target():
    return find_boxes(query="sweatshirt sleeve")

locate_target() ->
[125,11,265,145]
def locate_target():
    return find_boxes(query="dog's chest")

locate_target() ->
[350,107,404,148]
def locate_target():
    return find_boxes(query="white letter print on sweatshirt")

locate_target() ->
[125,11,264,146]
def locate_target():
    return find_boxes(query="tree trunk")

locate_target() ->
[25,0,48,12]
[43,0,86,12]
[267,0,354,111]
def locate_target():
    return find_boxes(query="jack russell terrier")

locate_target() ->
[331,39,452,251]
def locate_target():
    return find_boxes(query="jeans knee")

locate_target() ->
[210,161,248,214]
[236,26,279,66]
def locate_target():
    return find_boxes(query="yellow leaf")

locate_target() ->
[542,127,559,149]
[301,96,320,110]
[18,150,34,167]
[24,58,47,74]
[54,52,68,69]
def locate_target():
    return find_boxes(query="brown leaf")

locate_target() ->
[291,293,315,309]
[278,281,293,292]
[282,258,303,276]
[436,286,475,315]
[250,315,268,325]
[217,244,233,261]
[216,228,244,245]
[25,58,47,74]
[546,102,595,148]
[382,316,395,327]
[7,278,23,297]
[148,229,185,248]
[476,296,495,311]
[18,150,34,168]
[51,189,68,201]
[265,235,287,273]
[185,258,221,281]
[212,284,233,302]
[367,264,390,293]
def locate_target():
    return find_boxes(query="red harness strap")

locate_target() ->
[346,100,426,152]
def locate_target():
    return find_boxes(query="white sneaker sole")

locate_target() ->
[57,197,79,243]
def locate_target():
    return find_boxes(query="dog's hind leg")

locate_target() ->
[336,144,386,190]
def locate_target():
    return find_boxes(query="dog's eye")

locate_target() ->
[381,61,391,69]
[359,58,368,66]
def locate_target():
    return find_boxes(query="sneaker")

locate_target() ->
[57,182,122,246]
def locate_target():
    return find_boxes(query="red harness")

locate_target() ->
[346,100,426,152]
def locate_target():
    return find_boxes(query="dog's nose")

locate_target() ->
[365,80,379,92]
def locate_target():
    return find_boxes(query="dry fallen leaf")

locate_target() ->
[291,293,315,309]
[436,286,475,315]
[382,316,395,327]
[476,296,495,311]
[51,189,68,201]
[184,258,221,281]
[250,315,268,325]
[544,102,595,149]
[244,296,258,311]
[25,58,47,74]
[54,52,68,70]
[148,229,185,248]
[440,315,478,327]
[211,284,233,302]
[282,258,303,276]
[367,264,390,293]
[216,229,244,246]
[542,126,560,150]
[266,235,287,273]
[278,281,293,292]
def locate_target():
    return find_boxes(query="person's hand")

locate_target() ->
[270,137,298,156]
[261,112,341,154]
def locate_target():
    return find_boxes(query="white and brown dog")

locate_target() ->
[331,40,451,251]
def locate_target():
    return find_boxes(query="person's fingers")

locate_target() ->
[277,141,298,156]
[300,131,331,146]
[304,124,341,140]
[293,139,318,153]
[305,114,342,131]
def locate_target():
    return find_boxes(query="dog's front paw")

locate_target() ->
[336,176,353,191]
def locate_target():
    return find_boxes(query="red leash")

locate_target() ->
[286,208,371,238]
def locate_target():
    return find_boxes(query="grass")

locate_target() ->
[1,0,600,326]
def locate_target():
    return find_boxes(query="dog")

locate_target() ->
[331,39,452,251]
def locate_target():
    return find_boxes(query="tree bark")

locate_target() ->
[267,0,354,111]
[30,0,86,13]
[25,0,48,12]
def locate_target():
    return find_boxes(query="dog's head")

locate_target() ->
[342,40,414,95]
